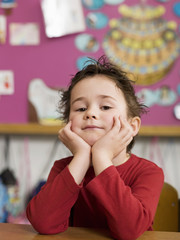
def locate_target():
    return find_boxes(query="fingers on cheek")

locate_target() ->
[113,116,121,130]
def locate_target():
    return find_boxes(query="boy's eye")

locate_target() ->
[101,106,111,110]
[77,107,86,112]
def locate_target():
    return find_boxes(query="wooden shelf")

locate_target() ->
[0,123,180,136]
[0,123,64,135]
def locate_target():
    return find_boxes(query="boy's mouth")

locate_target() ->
[83,125,102,130]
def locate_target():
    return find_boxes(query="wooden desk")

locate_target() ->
[0,223,180,240]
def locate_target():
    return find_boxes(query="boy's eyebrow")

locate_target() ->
[71,97,86,105]
[71,95,117,105]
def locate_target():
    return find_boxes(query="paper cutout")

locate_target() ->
[0,70,14,95]
[76,56,92,70]
[75,33,99,52]
[82,0,104,10]
[104,0,124,5]
[41,0,85,38]
[103,3,180,85]
[9,23,40,45]
[137,86,177,107]
[0,15,6,44]
[86,12,108,29]
[173,2,180,17]
[28,79,63,125]
[0,0,16,8]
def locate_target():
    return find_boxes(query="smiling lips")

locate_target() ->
[83,125,102,130]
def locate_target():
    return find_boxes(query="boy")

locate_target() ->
[26,56,164,240]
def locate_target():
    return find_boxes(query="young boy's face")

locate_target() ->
[69,75,129,146]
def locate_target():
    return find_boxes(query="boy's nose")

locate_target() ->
[86,115,96,119]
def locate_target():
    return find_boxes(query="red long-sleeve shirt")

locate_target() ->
[26,154,164,240]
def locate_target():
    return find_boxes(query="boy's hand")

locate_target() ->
[58,121,91,184]
[58,121,91,156]
[92,116,133,163]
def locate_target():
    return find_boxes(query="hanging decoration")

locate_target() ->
[0,0,17,15]
[103,1,180,85]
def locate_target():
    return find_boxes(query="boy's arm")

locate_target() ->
[26,158,81,234]
[86,161,164,240]
[59,121,91,184]
[26,122,91,234]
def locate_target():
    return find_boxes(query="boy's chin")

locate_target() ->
[83,137,99,146]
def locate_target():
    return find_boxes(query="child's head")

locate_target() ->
[59,56,147,152]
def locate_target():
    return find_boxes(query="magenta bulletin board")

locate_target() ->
[0,0,180,126]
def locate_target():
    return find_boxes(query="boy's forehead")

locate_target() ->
[71,76,117,94]
[70,75,126,103]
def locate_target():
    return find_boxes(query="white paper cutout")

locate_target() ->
[0,70,14,95]
[9,23,40,45]
[41,0,86,38]
[0,15,6,44]
[28,79,63,125]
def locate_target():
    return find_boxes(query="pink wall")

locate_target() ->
[0,0,180,125]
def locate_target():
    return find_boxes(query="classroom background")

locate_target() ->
[0,0,180,230]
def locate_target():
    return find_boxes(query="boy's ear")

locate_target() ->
[130,116,141,137]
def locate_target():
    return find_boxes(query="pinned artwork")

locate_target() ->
[103,3,180,85]
[75,33,99,52]
[0,0,17,15]
[41,0,85,38]
[86,12,109,29]
[76,56,92,70]
[0,0,16,8]
[0,15,6,44]
[0,71,14,95]
[82,0,105,10]
[173,2,180,17]
[28,79,63,125]
[104,0,124,5]
[9,23,40,46]
[136,86,177,107]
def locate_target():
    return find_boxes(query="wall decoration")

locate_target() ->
[82,0,105,10]
[86,12,109,29]
[104,0,125,5]
[41,0,85,38]
[0,15,6,44]
[103,3,180,85]
[75,33,99,52]
[28,79,62,125]
[0,71,14,95]
[137,86,177,107]
[0,0,17,15]
[9,23,40,45]
[76,56,93,70]
[173,2,180,17]
[156,0,170,2]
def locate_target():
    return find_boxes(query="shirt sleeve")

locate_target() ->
[26,159,81,234]
[86,164,164,240]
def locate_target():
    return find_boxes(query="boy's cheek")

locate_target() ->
[69,118,78,132]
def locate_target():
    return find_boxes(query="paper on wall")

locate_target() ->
[9,23,40,45]
[0,15,6,44]
[0,70,14,95]
[28,79,63,125]
[41,0,86,38]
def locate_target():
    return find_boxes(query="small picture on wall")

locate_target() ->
[0,15,6,44]
[9,23,40,46]
[0,70,14,95]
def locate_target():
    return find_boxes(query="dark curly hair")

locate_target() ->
[58,55,147,152]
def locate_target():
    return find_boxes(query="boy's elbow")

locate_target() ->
[26,209,68,235]
[29,220,68,235]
